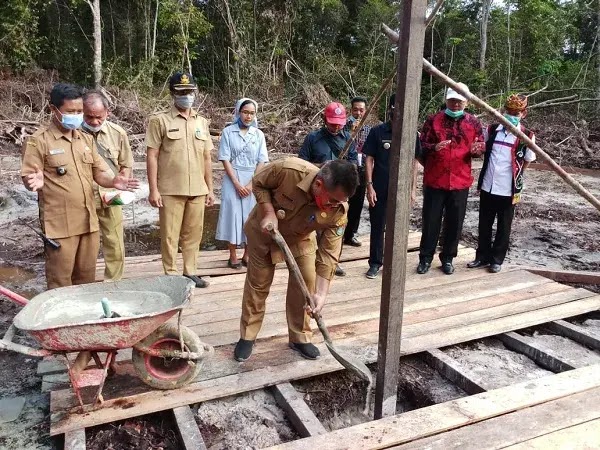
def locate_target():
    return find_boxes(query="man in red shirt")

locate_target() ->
[418,83,485,275]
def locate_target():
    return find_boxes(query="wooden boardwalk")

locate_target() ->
[269,364,600,449]
[49,232,600,437]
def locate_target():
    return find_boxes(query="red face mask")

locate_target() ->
[314,191,328,211]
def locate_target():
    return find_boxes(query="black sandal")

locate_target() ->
[228,259,242,269]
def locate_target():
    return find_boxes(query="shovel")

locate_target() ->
[266,223,374,394]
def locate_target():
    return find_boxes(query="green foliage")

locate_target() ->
[0,0,596,115]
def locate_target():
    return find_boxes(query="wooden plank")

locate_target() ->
[525,267,600,285]
[49,292,600,434]
[64,429,86,450]
[545,319,600,351]
[391,387,600,449]
[425,349,491,394]
[498,332,579,372]
[502,418,600,449]
[265,365,600,450]
[172,406,207,450]
[374,0,427,419]
[270,383,327,437]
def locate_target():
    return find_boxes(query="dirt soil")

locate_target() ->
[194,390,297,449]
[293,356,466,431]
[0,90,599,448]
[443,338,553,390]
[86,412,180,450]
[529,331,600,367]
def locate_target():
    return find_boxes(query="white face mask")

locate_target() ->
[174,94,195,109]
[83,121,104,133]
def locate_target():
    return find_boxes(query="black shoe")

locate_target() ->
[234,339,254,362]
[289,342,320,360]
[489,263,502,273]
[335,265,346,276]
[183,274,209,288]
[366,265,381,279]
[467,259,489,269]
[227,259,242,269]
[441,262,455,275]
[416,261,431,274]
[344,236,362,247]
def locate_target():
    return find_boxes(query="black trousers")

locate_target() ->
[344,166,366,241]
[419,186,469,264]
[476,190,515,265]
[368,190,387,267]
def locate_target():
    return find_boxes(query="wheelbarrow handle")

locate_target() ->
[0,285,29,307]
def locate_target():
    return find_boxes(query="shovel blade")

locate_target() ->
[324,340,373,384]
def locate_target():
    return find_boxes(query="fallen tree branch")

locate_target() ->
[381,23,600,213]
[530,98,600,109]
[526,84,548,98]
[530,95,578,108]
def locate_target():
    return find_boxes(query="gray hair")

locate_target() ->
[83,90,110,110]
[318,160,359,197]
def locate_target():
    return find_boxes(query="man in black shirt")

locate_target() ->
[363,94,421,279]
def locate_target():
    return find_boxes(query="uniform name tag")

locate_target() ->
[49,149,65,155]
[168,128,180,132]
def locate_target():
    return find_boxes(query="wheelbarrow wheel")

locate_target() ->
[132,323,203,390]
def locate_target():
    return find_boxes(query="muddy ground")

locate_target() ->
[1,115,599,448]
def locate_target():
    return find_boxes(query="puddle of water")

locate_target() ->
[0,264,38,300]
[0,265,36,285]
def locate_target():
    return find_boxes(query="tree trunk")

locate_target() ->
[479,0,491,71]
[88,0,102,87]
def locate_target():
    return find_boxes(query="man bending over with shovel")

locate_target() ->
[235,158,359,362]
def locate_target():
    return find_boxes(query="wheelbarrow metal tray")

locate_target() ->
[13,276,194,352]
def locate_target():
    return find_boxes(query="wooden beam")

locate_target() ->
[375,0,427,419]
[64,429,86,450]
[425,349,491,394]
[265,364,600,450]
[270,383,327,437]
[546,320,600,351]
[500,418,600,449]
[391,387,600,449]
[172,406,207,450]
[525,268,600,285]
[498,332,578,372]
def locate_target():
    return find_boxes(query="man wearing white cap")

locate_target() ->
[417,83,485,275]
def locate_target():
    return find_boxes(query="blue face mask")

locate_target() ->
[174,94,195,109]
[445,108,464,119]
[57,111,84,130]
[503,113,520,127]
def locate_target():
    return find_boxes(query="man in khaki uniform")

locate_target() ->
[234,157,359,362]
[82,90,134,281]
[146,72,214,288]
[21,83,139,289]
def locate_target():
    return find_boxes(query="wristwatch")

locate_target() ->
[366,181,373,185]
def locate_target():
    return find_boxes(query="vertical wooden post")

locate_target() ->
[374,0,427,419]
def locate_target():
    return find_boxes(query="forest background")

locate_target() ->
[0,0,599,161]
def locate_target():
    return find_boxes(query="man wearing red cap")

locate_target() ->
[298,101,358,276]
[467,94,536,273]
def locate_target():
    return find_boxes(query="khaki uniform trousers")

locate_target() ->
[159,195,205,276]
[97,206,125,281]
[45,231,100,290]
[240,241,316,344]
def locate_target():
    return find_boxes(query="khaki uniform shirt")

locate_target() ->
[247,157,348,280]
[83,121,134,208]
[145,107,214,196]
[20,122,111,239]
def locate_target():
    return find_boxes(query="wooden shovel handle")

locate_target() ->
[266,223,319,318]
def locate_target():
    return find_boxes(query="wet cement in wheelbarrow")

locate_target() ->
[17,290,174,330]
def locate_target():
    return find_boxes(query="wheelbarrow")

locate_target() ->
[0,275,213,411]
